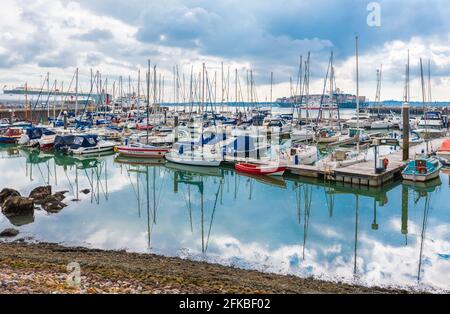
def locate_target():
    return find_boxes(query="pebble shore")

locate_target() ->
[0,241,407,294]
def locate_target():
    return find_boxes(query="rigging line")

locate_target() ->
[205,180,223,252]
[83,168,98,203]
[417,194,431,282]
[42,79,58,113]
[302,185,312,260]
[317,53,332,123]
[63,168,75,194]
[57,70,77,117]
[94,164,108,201]
[35,163,47,183]
[181,186,194,233]
[154,167,168,214]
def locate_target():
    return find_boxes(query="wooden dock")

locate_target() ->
[289,137,446,187]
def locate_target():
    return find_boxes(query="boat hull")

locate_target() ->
[235,163,286,176]
[402,170,441,182]
[116,146,170,158]
[0,137,19,144]
[165,153,222,167]
[317,135,340,144]
[70,145,115,155]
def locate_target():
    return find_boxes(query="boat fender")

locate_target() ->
[295,155,300,165]
[383,158,389,169]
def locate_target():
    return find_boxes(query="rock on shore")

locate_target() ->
[1,196,34,216]
[0,228,19,238]
[29,186,52,204]
[0,188,20,204]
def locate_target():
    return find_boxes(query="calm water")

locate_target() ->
[0,145,449,291]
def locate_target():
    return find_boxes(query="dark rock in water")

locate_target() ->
[2,196,34,216]
[71,199,81,202]
[80,189,91,195]
[0,188,21,204]
[2,196,35,227]
[41,195,68,214]
[52,192,67,202]
[56,190,70,195]
[0,228,19,238]
[5,212,35,227]
[29,186,52,204]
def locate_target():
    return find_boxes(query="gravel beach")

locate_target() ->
[0,241,407,294]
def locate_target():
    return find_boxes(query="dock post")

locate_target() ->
[174,171,178,193]
[63,111,68,130]
[401,185,408,236]
[174,115,179,142]
[402,103,410,161]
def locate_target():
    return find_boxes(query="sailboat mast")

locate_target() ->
[235,69,238,104]
[420,58,429,153]
[137,69,141,118]
[270,71,273,104]
[306,52,310,124]
[75,68,79,117]
[147,60,151,143]
[329,52,333,121]
[428,59,432,106]
[202,63,206,114]
[154,65,157,114]
[355,35,360,153]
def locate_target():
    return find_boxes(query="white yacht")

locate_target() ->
[416,111,447,139]
[345,113,372,128]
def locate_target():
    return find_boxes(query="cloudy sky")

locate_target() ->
[1,0,450,101]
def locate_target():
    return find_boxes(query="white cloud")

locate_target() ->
[1,0,450,101]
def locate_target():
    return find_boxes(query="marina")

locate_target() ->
[1,0,450,298]
[0,49,449,294]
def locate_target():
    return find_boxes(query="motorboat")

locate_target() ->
[165,149,222,167]
[416,111,447,139]
[316,149,367,169]
[291,127,315,142]
[402,156,442,182]
[39,132,58,150]
[395,131,424,149]
[115,143,170,158]
[54,134,115,155]
[371,118,394,130]
[18,127,56,148]
[263,117,291,134]
[235,163,286,176]
[316,128,340,144]
[0,128,23,144]
[345,113,372,128]
[69,135,116,155]
[279,143,318,166]
[436,140,450,165]
[348,128,371,144]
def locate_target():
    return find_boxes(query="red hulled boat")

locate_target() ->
[235,163,286,176]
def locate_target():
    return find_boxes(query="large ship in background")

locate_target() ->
[276,89,367,109]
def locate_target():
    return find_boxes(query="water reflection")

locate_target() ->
[0,146,449,291]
